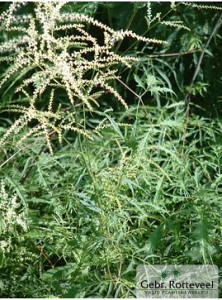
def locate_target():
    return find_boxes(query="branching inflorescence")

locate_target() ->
[0,2,166,153]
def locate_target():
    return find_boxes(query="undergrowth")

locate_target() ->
[0,101,222,297]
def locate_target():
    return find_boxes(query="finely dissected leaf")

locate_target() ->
[103,113,124,139]
[149,225,163,251]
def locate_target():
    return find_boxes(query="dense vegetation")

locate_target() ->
[0,2,222,297]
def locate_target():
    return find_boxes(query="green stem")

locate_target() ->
[114,5,137,53]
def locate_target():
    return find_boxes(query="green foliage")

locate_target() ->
[0,2,222,298]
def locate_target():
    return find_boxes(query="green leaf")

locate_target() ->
[104,113,124,139]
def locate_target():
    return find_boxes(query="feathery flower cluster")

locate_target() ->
[146,2,152,26]
[182,2,222,10]
[0,2,166,152]
[160,21,190,31]
[0,181,28,253]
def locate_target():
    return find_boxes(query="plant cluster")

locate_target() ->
[0,2,166,154]
[0,2,222,298]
